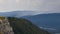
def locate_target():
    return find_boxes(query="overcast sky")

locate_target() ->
[0,0,60,12]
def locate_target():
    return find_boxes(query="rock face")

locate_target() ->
[0,16,14,34]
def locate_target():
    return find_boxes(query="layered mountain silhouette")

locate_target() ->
[7,17,50,34]
[0,11,38,17]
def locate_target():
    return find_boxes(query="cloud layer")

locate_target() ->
[40,27,56,30]
[0,0,60,12]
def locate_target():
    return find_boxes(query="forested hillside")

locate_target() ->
[7,17,50,34]
[21,13,60,33]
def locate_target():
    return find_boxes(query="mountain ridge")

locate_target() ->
[21,13,60,33]
[7,17,50,34]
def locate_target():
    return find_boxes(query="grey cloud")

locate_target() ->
[0,0,60,13]
[39,0,60,11]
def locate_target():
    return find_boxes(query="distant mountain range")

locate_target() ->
[21,13,60,33]
[0,11,40,17]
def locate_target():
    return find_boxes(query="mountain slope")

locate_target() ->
[7,17,50,34]
[21,13,60,33]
